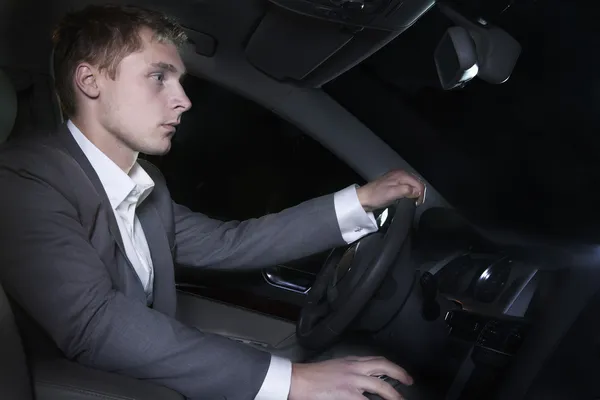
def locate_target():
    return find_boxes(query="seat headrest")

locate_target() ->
[0,69,17,144]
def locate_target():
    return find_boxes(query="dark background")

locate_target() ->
[150,76,364,222]
[325,0,600,244]
[152,0,600,245]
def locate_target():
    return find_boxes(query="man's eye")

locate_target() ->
[151,73,165,83]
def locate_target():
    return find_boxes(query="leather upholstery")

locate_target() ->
[0,69,17,143]
[0,67,33,400]
[33,358,184,400]
[0,283,33,399]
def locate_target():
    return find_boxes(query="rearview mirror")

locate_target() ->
[435,3,522,88]
[434,26,479,90]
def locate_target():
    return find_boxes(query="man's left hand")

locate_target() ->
[356,169,426,212]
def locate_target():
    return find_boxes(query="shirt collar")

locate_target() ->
[67,120,155,210]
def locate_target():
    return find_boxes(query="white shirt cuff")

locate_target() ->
[254,355,292,400]
[334,184,379,244]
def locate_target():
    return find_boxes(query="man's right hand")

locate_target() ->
[288,356,413,400]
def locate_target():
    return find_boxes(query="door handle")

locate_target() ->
[262,266,312,293]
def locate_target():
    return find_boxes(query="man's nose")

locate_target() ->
[176,92,192,112]
[173,85,192,112]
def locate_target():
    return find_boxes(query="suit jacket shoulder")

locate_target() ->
[0,133,101,209]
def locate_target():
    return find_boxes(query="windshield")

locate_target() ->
[324,0,600,244]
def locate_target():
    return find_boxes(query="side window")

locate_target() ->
[149,74,364,222]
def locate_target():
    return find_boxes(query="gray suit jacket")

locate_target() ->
[0,124,346,399]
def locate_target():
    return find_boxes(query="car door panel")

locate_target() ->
[174,249,331,321]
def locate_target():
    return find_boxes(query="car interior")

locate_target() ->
[1,0,598,399]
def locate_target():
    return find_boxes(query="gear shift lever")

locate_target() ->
[363,375,405,400]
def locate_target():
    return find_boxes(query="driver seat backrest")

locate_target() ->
[0,67,34,399]
[0,68,17,144]
[0,283,33,399]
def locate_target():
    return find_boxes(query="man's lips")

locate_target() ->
[161,123,178,133]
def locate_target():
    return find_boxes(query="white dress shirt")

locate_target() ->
[67,120,378,399]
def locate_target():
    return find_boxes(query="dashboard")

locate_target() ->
[373,208,548,399]
[413,207,542,320]
[417,250,537,364]
[422,251,539,318]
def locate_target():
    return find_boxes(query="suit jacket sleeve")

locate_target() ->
[0,157,271,400]
[172,195,347,269]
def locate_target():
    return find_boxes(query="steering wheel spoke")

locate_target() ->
[296,198,417,350]
[301,301,330,332]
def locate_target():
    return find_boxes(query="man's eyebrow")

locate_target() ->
[150,62,187,79]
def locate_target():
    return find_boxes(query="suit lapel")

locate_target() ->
[56,123,176,315]
[137,201,177,316]
[54,124,138,281]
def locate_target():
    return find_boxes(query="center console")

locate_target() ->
[445,310,529,358]
[415,250,540,399]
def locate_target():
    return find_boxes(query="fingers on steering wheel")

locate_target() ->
[405,172,426,205]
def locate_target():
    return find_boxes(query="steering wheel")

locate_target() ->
[297,198,416,350]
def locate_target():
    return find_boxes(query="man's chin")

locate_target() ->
[141,142,172,157]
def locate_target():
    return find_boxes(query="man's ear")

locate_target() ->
[74,63,100,100]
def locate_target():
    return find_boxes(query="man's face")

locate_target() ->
[95,28,191,156]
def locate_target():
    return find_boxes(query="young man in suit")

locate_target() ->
[0,4,425,399]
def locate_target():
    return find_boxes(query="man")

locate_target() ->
[0,4,425,400]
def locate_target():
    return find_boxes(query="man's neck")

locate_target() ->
[70,116,138,174]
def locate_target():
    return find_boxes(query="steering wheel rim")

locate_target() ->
[296,198,416,350]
